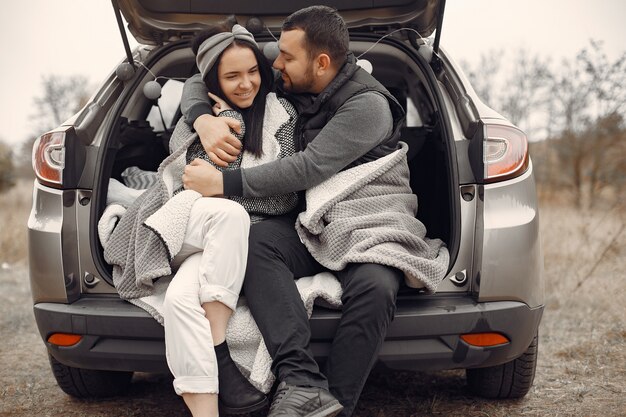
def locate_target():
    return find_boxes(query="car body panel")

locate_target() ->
[28,181,72,304]
[479,165,544,307]
[36,296,543,373]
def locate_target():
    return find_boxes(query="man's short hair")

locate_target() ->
[282,5,349,67]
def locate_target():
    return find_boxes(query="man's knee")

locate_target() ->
[341,264,402,308]
[247,217,296,260]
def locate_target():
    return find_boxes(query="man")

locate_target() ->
[183,6,407,417]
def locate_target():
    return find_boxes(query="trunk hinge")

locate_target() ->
[430,0,446,73]
[111,0,135,69]
[432,0,446,55]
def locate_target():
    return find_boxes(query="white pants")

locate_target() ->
[163,197,250,395]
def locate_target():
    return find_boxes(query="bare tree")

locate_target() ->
[548,41,626,208]
[18,75,92,175]
[461,50,503,107]
[32,74,91,132]
[499,49,552,139]
[461,49,552,140]
[546,55,593,206]
[578,42,626,205]
[578,40,626,118]
[0,140,15,193]
[553,41,626,207]
[587,113,626,204]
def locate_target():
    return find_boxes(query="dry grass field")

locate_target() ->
[0,180,624,416]
[0,179,31,266]
[352,195,626,416]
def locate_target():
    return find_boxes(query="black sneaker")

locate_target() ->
[267,382,343,417]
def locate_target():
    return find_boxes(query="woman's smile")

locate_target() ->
[235,90,254,98]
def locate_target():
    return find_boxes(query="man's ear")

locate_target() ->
[315,53,332,75]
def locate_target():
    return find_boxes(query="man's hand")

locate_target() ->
[182,158,224,197]
[193,113,242,168]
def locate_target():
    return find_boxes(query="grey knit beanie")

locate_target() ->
[196,24,258,80]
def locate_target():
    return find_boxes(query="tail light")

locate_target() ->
[33,131,66,186]
[484,124,529,183]
[32,127,85,189]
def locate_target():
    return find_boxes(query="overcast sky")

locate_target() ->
[0,0,624,147]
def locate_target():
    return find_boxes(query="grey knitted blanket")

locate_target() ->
[103,122,202,299]
[295,142,449,292]
[104,93,299,300]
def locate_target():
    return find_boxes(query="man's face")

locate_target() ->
[273,29,316,94]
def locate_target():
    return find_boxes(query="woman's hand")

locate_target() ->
[208,92,231,115]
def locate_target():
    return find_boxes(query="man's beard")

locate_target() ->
[282,67,316,94]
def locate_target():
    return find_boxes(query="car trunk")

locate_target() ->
[90,29,461,295]
[86,0,465,296]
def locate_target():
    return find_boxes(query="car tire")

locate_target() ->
[48,353,133,398]
[465,333,538,399]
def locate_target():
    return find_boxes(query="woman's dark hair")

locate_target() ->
[191,20,273,157]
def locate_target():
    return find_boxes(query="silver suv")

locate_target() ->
[29,0,543,401]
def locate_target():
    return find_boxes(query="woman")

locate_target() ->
[159,23,298,416]
[104,22,297,417]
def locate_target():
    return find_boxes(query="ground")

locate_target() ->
[0,181,624,416]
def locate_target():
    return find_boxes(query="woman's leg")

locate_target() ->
[182,394,218,417]
[187,199,267,413]
[202,301,232,345]
[188,198,250,312]
[166,198,264,415]
[179,301,235,417]
[163,252,219,417]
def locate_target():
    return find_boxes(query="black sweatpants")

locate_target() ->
[242,214,403,416]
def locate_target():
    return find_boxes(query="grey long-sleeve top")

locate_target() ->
[181,73,394,198]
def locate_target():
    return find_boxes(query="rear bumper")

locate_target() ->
[34,295,543,373]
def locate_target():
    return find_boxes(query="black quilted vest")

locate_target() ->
[281,53,406,168]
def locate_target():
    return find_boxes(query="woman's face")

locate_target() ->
[217,44,261,109]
